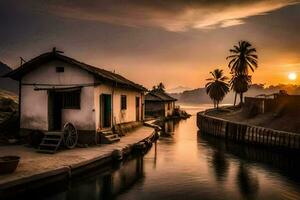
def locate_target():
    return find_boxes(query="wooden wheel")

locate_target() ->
[63,123,78,149]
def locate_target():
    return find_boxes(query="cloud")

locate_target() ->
[29,0,299,31]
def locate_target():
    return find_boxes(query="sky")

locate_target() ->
[1,0,300,89]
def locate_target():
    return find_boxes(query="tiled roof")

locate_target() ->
[145,89,177,102]
[5,50,147,92]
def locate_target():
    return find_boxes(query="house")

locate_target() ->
[5,48,147,144]
[244,91,300,114]
[145,89,177,118]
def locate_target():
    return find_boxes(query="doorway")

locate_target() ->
[136,97,140,121]
[101,94,112,128]
[48,92,62,131]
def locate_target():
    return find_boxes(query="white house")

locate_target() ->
[6,48,147,144]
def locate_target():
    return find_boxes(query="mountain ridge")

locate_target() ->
[169,84,300,104]
[0,61,19,93]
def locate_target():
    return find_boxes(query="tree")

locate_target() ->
[230,74,252,105]
[227,41,258,74]
[152,82,165,91]
[227,41,258,104]
[157,82,165,91]
[205,69,230,108]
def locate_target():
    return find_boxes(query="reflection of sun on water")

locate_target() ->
[288,72,297,80]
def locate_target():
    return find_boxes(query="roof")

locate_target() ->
[4,49,147,92]
[145,89,177,102]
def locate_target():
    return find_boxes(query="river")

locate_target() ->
[42,104,300,200]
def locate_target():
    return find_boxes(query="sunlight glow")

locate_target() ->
[288,72,297,80]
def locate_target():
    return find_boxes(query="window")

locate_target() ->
[56,67,64,73]
[62,91,80,109]
[121,95,127,110]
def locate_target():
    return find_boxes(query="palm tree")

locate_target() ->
[227,41,258,75]
[205,69,230,108]
[157,82,165,91]
[227,41,258,104]
[152,82,165,92]
[230,74,252,105]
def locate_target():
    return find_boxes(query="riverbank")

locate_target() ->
[197,112,300,150]
[205,106,300,133]
[0,125,156,199]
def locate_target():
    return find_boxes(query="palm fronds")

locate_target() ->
[227,41,258,104]
[227,41,258,75]
[205,69,229,108]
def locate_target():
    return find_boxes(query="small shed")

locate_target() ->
[145,89,177,118]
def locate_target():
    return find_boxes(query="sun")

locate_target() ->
[288,72,297,80]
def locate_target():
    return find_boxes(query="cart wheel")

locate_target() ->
[63,123,78,149]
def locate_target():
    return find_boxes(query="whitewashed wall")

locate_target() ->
[20,60,95,131]
[165,101,175,117]
[94,84,143,130]
[20,87,48,130]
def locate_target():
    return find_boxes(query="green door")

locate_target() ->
[101,94,112,128]
[48,92,62,131]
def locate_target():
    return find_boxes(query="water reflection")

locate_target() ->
[201,131,259,198]
[159,119,179,137]
[153,141,157,169]
[211,150,229,183]
[199,131,300,185]
[236,162,259,200]
[45,156,144,200]
[200,128,229,183]
[23,113,300,200]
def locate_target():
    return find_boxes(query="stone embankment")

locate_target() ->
[0,124,159,199]
[197,112,300,150]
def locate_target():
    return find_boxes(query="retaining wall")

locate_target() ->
[197,112,300,150]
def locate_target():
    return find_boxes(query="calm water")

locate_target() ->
[39,104,300,200]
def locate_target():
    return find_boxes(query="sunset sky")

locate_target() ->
[1,0,300,89]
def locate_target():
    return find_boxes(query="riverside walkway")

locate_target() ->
[0,125,155,196]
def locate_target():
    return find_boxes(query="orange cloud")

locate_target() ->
[32,0,299,31]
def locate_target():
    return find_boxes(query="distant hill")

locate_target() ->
[169,84,300,104]
[0,62,18,94]
[166,86,192,94]
[0,89,19,139]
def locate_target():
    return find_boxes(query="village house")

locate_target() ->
[244,90,300,115]
[5,48,147,146]
[145,89,177,118]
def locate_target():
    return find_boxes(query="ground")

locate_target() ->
[206,106,300,133]
[0,125,154,189]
